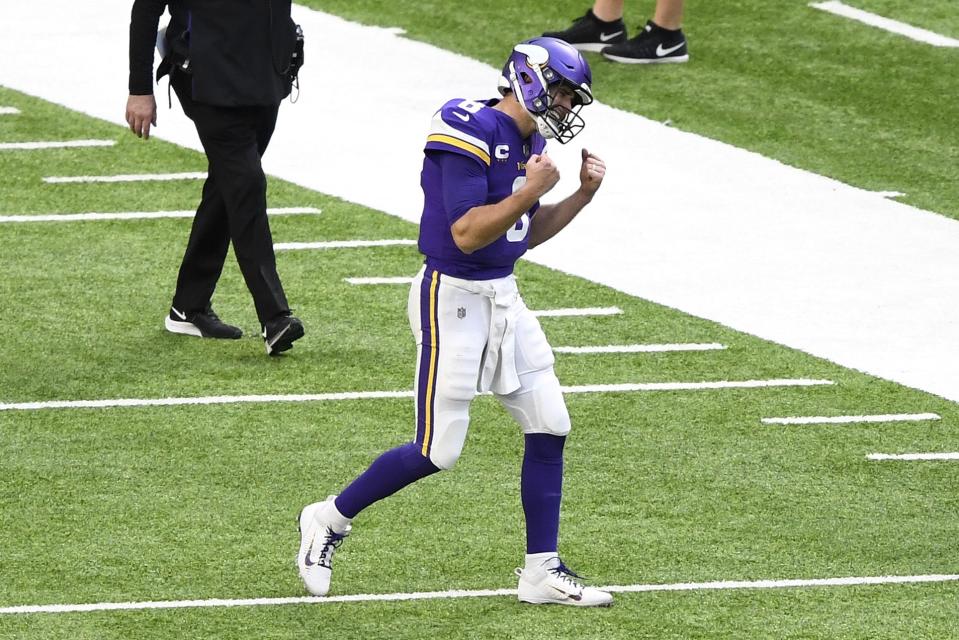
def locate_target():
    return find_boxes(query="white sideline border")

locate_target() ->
[810,1,959,47]
[43,172,206,184]
[555,343,726,354]
[0,207,321,223]
[763,413,940,425]
[2,572,956,615]
[0,139,115,150]
[0,379,833,412]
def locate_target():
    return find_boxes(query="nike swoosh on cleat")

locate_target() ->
[303,549,317,567]
[267,325,289,346]
[599,31,623,42]
[548,585,583,601]
[171,307,187,320]
[656,41,685,56]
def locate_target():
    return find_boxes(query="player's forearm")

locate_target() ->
[451,187,541,254]
[528,188,593,248]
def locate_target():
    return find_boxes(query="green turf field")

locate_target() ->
[2,1,958,637]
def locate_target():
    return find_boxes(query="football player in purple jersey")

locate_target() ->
[297,37,612,607]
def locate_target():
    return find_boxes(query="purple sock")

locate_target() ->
[522,433,566,554]
[334,442,440,519]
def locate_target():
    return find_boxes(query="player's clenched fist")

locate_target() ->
[525,153,560,197]
[578,148,605,196]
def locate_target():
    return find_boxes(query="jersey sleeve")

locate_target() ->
[438,151,489,224]
[424,100,492,167]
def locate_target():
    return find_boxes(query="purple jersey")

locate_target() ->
[418,98,547,280]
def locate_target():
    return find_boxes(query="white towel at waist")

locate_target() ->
[440,272,523,395]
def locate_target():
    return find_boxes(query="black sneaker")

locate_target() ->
[602,20,689,64]
[543,9,627,52]
[165,305,243,339]
[262,314,304,355]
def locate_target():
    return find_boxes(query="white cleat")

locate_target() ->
[516,558,613,607]
[296,496,350,596]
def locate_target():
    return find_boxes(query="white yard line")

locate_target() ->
[607,573,959,593]
[0,207,321,223]
[345,276,415,285]
[3,2,959,404]
[334,295,623,318]
[763,413,940,425]
[0,106,21,115]
[868,452,959,461]
[0,139,115,150]
[276,239,416,250]
[43,171,206,184]
[0,379,832,411]
[810,1,959,47]
[562,380,832,393]
[532,307,622,317]
[2,572,955,615]
[555,343,725,354]
[0,390,415,411]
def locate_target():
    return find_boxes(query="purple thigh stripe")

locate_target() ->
[415,268,440,455]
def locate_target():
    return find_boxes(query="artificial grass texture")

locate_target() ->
[2,6,959,634]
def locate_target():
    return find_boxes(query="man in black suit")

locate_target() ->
[126,0,305,355]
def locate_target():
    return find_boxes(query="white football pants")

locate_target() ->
[408,265,571,470]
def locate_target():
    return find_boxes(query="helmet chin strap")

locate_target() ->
[535,117,557,139]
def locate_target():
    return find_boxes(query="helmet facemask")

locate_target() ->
[538,78,589,143]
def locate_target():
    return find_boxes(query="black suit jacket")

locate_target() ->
[129,0,296,106]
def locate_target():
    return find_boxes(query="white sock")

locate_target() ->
[316,499,352,534]
[525,552,560,572]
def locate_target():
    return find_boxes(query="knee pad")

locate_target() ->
[500,366,571,437]
[421,392,473,470]
[426,415,469,469]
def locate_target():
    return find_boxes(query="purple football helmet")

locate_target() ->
[498,37,594,143]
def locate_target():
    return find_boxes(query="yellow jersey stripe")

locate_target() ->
[426,134,491,166]
[421,270,440,457]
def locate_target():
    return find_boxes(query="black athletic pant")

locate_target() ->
[170,72,289,325]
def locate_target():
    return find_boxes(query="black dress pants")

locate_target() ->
[170,72,289,325]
